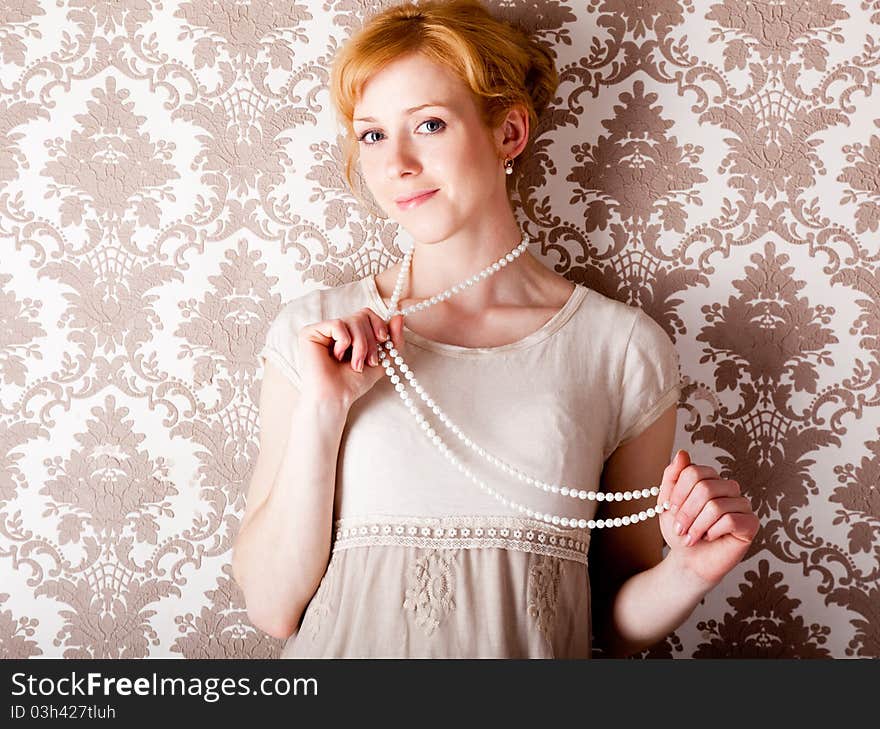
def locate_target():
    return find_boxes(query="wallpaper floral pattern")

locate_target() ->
[1,0,878,658]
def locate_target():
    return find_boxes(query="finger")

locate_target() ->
[358,309,383,367]
[346,316,374,372]
[682,495,752,545]
[658,449,690,508]
[359,312,381,368]
[674,478,742,536]
[363,308,390,348]
[703,511,760,544]
[388,314,405,354]
[668,463,719,515]
[309,319,352,361]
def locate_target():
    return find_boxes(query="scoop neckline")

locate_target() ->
[363,273,589,357]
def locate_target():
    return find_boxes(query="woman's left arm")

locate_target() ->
[589,404,759,658]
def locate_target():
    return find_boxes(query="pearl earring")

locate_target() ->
[504,157,514,175]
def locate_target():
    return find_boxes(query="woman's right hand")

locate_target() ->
[296,307,407,411]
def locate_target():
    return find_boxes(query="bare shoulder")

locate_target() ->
[374,263,402,301]
[520,264,576,312]
[542,271,577,307]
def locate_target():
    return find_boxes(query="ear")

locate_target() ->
[493,103,529,163]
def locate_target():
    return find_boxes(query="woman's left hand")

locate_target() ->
[657,449,759,589]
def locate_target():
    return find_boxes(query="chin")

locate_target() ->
[403,225,457,246]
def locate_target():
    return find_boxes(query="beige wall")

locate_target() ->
[1,0,878,658]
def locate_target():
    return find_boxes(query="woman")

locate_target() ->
[232,0,759,658]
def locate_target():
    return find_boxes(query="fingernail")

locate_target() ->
[684,534,694,547]
[369,353,378,366]
[380,330,389,341]
[355,359,363,372]
[674,521,682,535]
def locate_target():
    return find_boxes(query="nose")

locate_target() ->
[385,136,422,180]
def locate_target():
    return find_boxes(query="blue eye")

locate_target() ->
[358,130,382,144]
[357,118,446,145]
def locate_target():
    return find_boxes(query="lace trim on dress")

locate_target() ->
[332,514,591,565]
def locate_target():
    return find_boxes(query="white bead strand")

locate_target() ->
[371,230,671,528]
[377,342,660,503]
[387,235,531,318]
[378,341,671,527]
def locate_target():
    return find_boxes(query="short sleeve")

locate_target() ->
[258,289,323,389]
[613,309,682,450]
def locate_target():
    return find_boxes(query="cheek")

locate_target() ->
[446,142,490,174]
[357,158,385,198]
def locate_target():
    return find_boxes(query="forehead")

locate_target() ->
[354,53,468,115]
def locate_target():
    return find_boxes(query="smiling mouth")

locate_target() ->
[396,189,439,208]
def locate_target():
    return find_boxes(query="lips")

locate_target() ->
[395,189,439,209]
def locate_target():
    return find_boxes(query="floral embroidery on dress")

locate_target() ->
[527,554,563,644]
[402,549,456,637]
[306,556,338,643]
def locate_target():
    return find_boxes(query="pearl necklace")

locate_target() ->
[374,233,671,529]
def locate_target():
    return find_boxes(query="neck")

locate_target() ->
[405,222,542,313]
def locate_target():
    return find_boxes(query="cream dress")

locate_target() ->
[257,274,682,658]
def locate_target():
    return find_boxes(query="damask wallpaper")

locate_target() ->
[1,0,878,659]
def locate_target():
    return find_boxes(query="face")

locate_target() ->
[351,52,523,242]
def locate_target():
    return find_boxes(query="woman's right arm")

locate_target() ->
[232,306,404,640]
[231,361,349,640]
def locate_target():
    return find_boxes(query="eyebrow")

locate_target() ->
[354,103,449,123]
